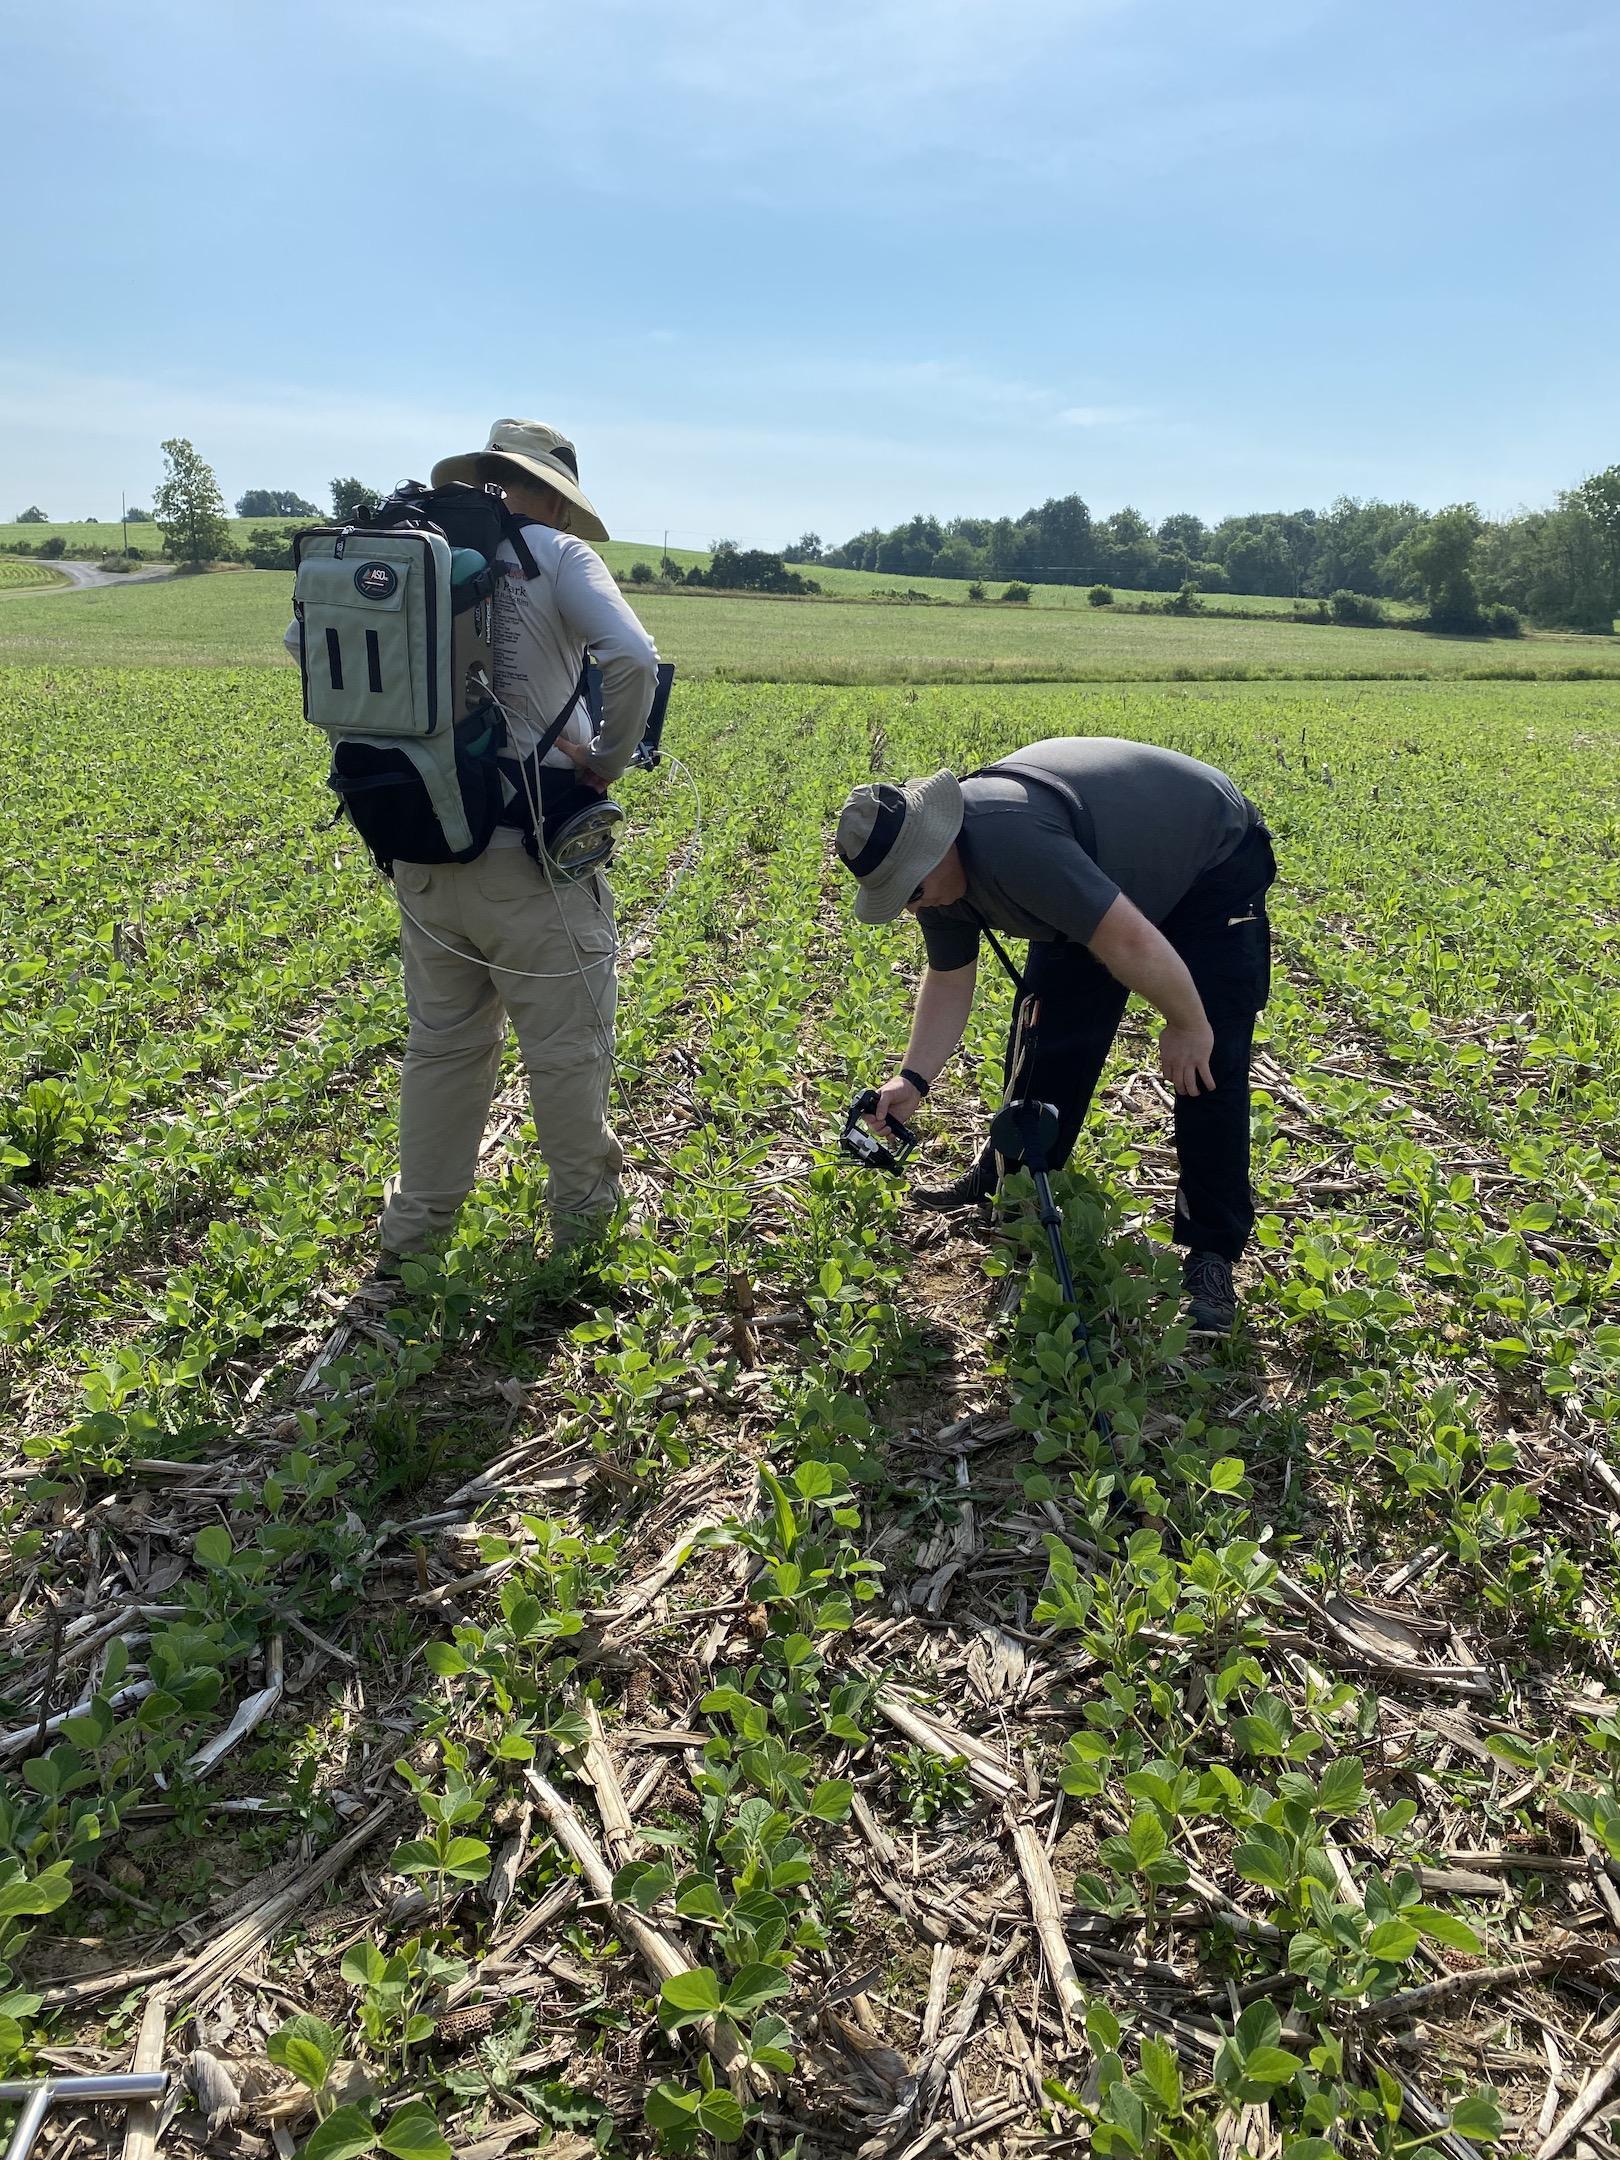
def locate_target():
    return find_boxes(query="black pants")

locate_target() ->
[988,825,1277,1263]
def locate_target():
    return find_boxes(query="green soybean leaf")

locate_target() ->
[674,1878,728,1921]
[193,1525,233,1570]
[1232,1840,1292,1894]
[1137,2035,1182,2111]
[1412,1907,1483,1955]
[1366,1918,1422,1963]
[377,2102,451,2160]
[696,2090,746,2140]
[1315,1758,1366,1815]
[808,1778,853,1823]
[660,1968,726,2023]
[1448,2091,1505,2140]
[644,2082,701,2130]
[298,2104,378,2160]
[1242,2045,1303,2086]
[722,1963,793,2016]
[0,1862,72,1922]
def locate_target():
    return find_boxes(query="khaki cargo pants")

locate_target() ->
[379,846,623,1254]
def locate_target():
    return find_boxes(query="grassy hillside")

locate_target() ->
[0,519,1422,618]
[0,564,1611,679]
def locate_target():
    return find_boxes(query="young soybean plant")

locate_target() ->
[266,2010,450,2160]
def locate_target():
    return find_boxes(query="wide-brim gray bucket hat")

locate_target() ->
[836,771,964,922]
[431,419,610,543]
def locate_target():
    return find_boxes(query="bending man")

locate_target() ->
[379,418,659,1264]
[833,737,1276,1333]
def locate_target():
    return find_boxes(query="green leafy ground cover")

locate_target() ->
[2,571,1613,682]
[2,670,1620,2157]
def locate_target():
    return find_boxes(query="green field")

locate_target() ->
[2,562,1613,680]
[0,557,65,589]
[3,516,1413,617]
[3,656,1620,2153]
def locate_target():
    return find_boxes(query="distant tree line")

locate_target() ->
[236,488,319,518]
[792,466,1620,631]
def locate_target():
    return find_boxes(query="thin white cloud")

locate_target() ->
[1059,405,1147,427]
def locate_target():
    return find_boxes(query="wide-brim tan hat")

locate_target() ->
[836,771,964,923]
[431,418,610,543]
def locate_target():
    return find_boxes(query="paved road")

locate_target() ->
[40,558,177,590]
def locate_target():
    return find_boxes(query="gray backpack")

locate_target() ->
[292,520,514,869]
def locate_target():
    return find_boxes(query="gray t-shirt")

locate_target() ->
[919,737,1255,972]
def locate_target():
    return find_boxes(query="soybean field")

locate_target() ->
[4,667,1620,2159]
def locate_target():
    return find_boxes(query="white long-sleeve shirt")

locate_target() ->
[492,522,658,781]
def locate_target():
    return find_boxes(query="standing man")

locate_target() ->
[377,419,660,1264]
[833,737,1276,1333]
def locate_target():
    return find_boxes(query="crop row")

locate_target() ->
[2,672,1619,2158]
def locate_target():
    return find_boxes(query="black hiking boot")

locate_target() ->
[911,1152,998,1213]
[1181,1249,1237,1335]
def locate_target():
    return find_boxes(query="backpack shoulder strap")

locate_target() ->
[501,510,542,581]
[965,754,1097,858]
[495,655,594,830]
[531,655,592,765]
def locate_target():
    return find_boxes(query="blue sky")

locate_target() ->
[1,0,1616,548]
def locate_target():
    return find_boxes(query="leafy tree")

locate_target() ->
[1087,584,1114,606]
[875,514,944,578]
[1157,512,1208,558]
[1569,465,1620,626]
[628,560,654,584]
[693,541,819,594]
[783,531,823,563]
[124,506,152,522]
[1028,493,1094,572]
[153,438,231,566]
[933,533,983,580]
[331,476,382,522]
[244,528,297,571]
[237,488,319,518]
[1404,504,1484,631]
[14,506,46,523]
[38,537,66,558]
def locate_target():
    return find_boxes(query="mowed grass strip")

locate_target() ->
[1,561,1615,680]
[0,557,67,589]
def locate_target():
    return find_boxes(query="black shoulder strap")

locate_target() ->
[493,654,594,833]
[965,904,1025,994]
[964,754,1097,859]
[501,509,541,581]
[530,655,592,767]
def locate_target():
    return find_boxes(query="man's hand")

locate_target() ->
[866,1075,921,1136]
[557,738,610,794]
[1159,1020,1216,1095]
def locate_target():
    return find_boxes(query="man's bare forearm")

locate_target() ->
[867,962,978,1133]
[1088,895,1215,1095]
[904,962,978,1081]
[1087,896,1203,1025]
